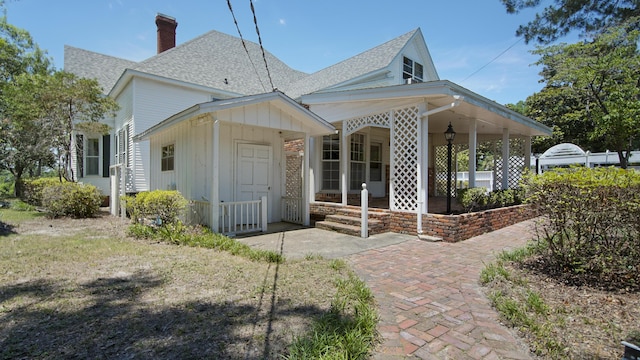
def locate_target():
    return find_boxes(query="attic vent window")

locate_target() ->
[403,56,423,83]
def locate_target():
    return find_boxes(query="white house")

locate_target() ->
[65,14,551,237]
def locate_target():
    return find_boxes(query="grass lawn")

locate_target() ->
[0,209,375,359]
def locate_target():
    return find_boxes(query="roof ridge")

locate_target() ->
[308,28,419,75]
[63,45,138,64]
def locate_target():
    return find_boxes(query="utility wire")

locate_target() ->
[461,37,524,82]
[226,0,267,92]
[249,0,275,91]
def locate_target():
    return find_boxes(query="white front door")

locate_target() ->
[236,143,272,202]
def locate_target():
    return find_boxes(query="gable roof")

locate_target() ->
[134,91,335,141]
[131,30,308,96]
[285,29,427,98]
[65,27,437,100]
[63,46,137,94]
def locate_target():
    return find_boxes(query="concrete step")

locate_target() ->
[325,214,383,227]
[316,221,361,237]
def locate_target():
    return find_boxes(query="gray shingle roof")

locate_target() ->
[64,28,418,99]
[285,29,418,98]
[130,30,308,96]
[63,46,137,94]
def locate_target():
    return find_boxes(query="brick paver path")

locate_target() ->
[348,219,537,359]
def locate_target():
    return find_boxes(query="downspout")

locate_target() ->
[417,95,463,236]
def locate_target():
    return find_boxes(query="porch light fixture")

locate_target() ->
[444,122,456,214]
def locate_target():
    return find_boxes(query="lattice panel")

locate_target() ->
[508,137,525,188]
[285,151,302,197]
[434,145,449,196]
[491,139,503,191]
[488,137,526,190]
[390,106,419,211]
[344,111,390,135]
[434,144,466,197]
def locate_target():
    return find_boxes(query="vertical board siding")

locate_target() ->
[131,78,211,193]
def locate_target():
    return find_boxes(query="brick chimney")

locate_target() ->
[156,13,177,54]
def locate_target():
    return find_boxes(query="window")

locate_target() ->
[403,56,424,82]
[162,144,174,171]
[321,134,340,190]
[86,138,100,175]
[370,142,382,182]
[350,133,365,190]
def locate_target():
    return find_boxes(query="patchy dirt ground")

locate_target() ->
[0,211,348,359]
[489,259,640,359]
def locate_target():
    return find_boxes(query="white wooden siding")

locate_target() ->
[148,119,285,224]
[131,77,212,193]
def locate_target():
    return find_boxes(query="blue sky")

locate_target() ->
[5,0,554,105]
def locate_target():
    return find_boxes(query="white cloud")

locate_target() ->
[279,18,286,25]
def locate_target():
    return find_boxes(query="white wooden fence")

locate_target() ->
[184,197,267,235]
[281,196,303,224]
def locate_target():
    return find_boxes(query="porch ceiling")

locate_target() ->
[301,80,552,137]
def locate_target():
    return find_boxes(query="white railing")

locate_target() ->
[219,196,267,235]
[185,200,211,227]
[282,196,303,224]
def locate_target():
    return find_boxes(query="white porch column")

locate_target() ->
[501,128,510,190]
[468,119,477,188]
[524,135,532,172]
[211,119,220,232]
[303,133,311,226]
[341,130,348,206]
[418,103,428,215]
[308,136,316,203]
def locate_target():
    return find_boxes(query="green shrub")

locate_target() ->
[41,182,102,218]
[522,167,640,290]
[11,200,36,212]
[22,178,66,206]
[457,187,522,212]
[124,190,187,225]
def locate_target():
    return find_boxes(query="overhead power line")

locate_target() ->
[461,37,524,82]
[249,0,275,91]
[226,0,267,92]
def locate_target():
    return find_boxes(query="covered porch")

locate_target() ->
[302,81,551,237]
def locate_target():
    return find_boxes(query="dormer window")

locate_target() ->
[403,56,423,83]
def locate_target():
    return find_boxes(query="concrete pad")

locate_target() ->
[236,225,412,260]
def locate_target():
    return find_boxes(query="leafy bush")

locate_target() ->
[124,190,188,225]
[22,178,65,206]
[523,167,640,290]
[41,182,102,218]
[457,187,523,212]
[11,200,36,212]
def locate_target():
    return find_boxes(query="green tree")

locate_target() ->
[502,0,640,44]
[528,25,640,167]
[0,15,53,196]
[39,71,118,181]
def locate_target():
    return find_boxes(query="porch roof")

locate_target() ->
[134,91,336,141]
[300,80,552,137]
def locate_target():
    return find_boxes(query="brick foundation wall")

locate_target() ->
[390,205,536,242]
[311,202,536,242]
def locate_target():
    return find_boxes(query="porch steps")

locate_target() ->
[315,208,391,237]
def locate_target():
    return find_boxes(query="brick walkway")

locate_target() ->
[348,219,537,359]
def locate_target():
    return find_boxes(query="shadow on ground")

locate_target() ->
[0,269,324,359]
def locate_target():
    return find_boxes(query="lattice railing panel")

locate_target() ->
[344,111,390,135]
[434,144,467,197]
[508,137,525,188]
[491,139,503,191]
[434,145,448,196]
[390,106,419,211]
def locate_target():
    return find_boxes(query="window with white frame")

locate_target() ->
[321,134,340,190]
[350,133,365,190]
[162,144,175,171]
[370,142,382,182]
[403,56,424,82]
[86,138,100,176]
